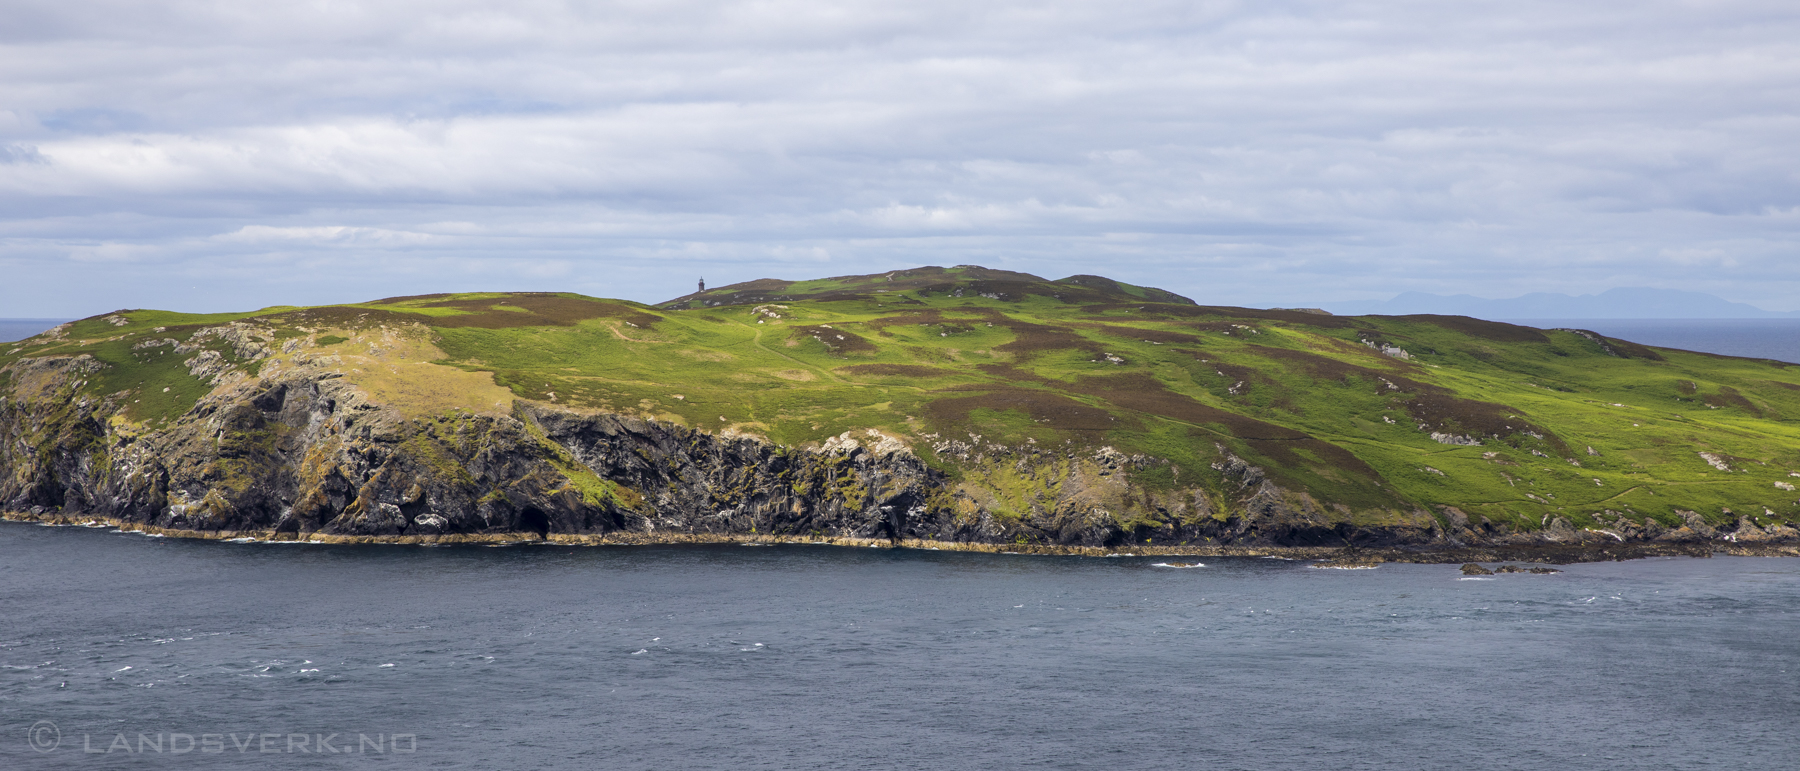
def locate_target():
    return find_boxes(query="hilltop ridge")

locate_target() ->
[660,265,1197,309]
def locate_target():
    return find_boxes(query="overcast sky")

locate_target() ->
[2,0,1797,317]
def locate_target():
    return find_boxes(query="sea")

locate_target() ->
[2,522,1796,770]
[4,318,1800,769]
[0,320,72,344]
[1505,319,1800,364]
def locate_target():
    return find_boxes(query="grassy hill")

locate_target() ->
[5,264,1800,550]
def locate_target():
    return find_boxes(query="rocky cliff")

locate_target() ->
[5,345,1794,561]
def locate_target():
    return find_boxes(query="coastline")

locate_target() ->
[9,509,1795,564]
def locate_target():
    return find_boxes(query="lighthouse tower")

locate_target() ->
[698,277,706,292]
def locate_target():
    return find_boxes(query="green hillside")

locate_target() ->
[7,265,1800,541]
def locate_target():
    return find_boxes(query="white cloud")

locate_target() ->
[214,225,440,246]
[1,0,1798,315]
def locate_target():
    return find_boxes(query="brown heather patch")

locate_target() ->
[865,307,1007,335]
[1704,386,1764,417]
[1066,372,1392,491]
[1383,314,1550,343]
[371,292,455,304]
[1207,307,1357,328]
[1403,389,1566,452]
[994,320,1104,359]
[1079,324,1205,345]
[1070,373,1305,440]
[1178,352,1298,411]
[838,363,958,378]
[923,389,1122,434]
[1208,362,1288,410]
[949,279,1041,302]
[1557,329,1668,361]
[1240,437,1388,491]
[1080,304,1358,329]
[1078,303,1215,319]
[421,295,660,329]
[1600,337,1665,361]
[975,363,1052,384]
[865,310,946,333]
[1055,274,1196,305]
[791,325,877,354]
[1234,344,1555,447]
[1244,344,1419,380]
[257,307,430,329]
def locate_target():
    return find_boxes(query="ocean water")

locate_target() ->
[1510,319,1800,364]
[2,522,1796,769]
[0,320,71,344]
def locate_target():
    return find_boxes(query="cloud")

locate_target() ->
[216,226,439,247]
[0,144,46,165]
[1,0,1798,316]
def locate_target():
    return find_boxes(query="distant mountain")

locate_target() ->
[1321,288,1800,320]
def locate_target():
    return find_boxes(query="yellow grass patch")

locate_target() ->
[327,326,514,417]
[676,349,736,362]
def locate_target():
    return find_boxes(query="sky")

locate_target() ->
[2,0,1798,317]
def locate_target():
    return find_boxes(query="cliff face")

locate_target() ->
[6,351,1791,556]
[0,351,1385,549]
[0,354,927,543]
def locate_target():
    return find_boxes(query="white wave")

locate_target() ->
[225,537,258,543]
[1151,562,1205,568]
[1458,577,1495,581]
[630,649,647,655]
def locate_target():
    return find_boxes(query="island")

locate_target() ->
[4,265,1797,563]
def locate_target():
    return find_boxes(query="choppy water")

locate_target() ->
[3,522,1797,769]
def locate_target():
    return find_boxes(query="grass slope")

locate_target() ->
[8,267,1799,536]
